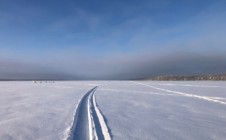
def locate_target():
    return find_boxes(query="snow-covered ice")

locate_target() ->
[0,81,93,140]
[0,81,226,140]
[95,81,226,140]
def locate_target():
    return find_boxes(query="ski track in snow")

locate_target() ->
[132,81,226,105]
[148,83,225,88]
[99,88,178,96]
[67,86,111,140]
[99,88,226,100]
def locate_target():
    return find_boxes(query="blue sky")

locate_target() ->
[0,0,226,79]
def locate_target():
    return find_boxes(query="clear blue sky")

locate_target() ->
[0,0,226,79]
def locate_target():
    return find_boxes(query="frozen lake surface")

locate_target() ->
[0,81,226,140]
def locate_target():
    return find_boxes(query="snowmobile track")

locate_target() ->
[67,86,111,140]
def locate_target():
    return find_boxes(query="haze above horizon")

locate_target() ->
[1,0,226,80]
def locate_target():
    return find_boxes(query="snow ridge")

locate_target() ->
[91,91,111,140]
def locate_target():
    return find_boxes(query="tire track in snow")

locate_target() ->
[132,81,226,105]
[67,86,111,140]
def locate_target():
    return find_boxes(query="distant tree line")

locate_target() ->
[150,74,226,81]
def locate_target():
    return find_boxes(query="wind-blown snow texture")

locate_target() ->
[0,81,93,140]
[0,81,226,140]
[95,81,226,140]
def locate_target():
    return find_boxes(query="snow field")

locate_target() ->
[0,81,226,140]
